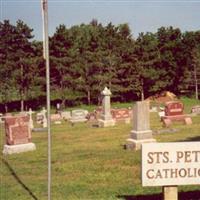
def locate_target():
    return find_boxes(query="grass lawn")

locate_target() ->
[0,98,200,200]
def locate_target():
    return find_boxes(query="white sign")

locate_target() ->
[142,142,200,186]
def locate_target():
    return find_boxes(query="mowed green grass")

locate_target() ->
[0,98,200,200]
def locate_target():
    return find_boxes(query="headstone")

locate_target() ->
[50,113,62,124]
[98,87,115,127]
[28,108,34,130]
[3,115,36,154]
[56,103,62,114]
[36,113,43,124]
[4,113,12,117]
[54,121,62,125]
[5,116,31,145]
[69,109,88,125]
[41,107,47,128]
[161,101,192,127]
[0,113,3,123]
[61,111,71,120]
[158,111,165,117]
[86,108,102,125]
[165,101,183,116]
[150,106,158,112]
[18,111,28,116]
[191,105,200,115]
[50,113,62,121]
[111,108,131,124]
[126,101,156,150]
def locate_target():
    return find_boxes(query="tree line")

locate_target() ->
[0,19,200,112]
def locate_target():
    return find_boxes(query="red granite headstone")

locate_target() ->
[5,116,31,145]
[164,101,184,116]
[111,108,130,120]
[162,101,192,127]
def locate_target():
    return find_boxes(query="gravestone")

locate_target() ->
[88,107,102,121]
[50,113,62,121]
[0,113,3,123]
[161,101,192,127]
[50,113,62,124]
[56,103,62,114]
[191,105,200,115]
[126,101,156,150]
[69,109,88,125]
[165,101,183,116]
[111,108,131,124]
[98,87,115,127]
[36,113,43,124]
[150,106,158,112]
[61,111,71,120]
[158,111,165,117]
[28,108,34,130]
[5,113,12,117]
[86,108,102,126]
[3,115,36,154]
[18,111,28,117]
[41,107,47,128]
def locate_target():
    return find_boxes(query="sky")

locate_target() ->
[1,0,200,41]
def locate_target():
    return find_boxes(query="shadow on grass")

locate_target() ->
[118,190,200,200]
[2,158,38,200]
[178,136,200,142]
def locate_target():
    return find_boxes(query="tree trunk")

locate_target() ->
[141,90,144,101]
[61,98,66,109]
[109,80,112,90]
[20,64,24,111]
[87,90,91,105]
[21,99,24,112]
[4,103,8,113]
[194,65,199,100]
[141,79,144,101]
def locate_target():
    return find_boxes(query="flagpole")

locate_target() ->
[41,0,51,199]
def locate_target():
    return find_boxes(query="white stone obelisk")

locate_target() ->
[98,87,115,127]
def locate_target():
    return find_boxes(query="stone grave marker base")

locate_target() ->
[54,121,62,124]
[130,130,153,140]
[3,143,36,155]
[32,127,47,132]
[126,138,156,150]
[98,119,116,127]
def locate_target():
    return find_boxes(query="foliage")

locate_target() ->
[1,19,200,111]
[0,20,44,112]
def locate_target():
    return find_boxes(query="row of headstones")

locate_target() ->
[2,86,197,155]
[1,98,154,155]
[0,87,137,154]
[0,86,199,128]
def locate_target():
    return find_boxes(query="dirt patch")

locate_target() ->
[146,91,177,104]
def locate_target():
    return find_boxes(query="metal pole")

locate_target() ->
[194,64,198,100]
[41,0,51,199]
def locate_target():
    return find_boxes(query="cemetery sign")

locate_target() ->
[142,142,200,186]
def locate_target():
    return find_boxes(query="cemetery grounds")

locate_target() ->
[0,97,200,200]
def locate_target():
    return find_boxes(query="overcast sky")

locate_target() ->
[1,0,200,40]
